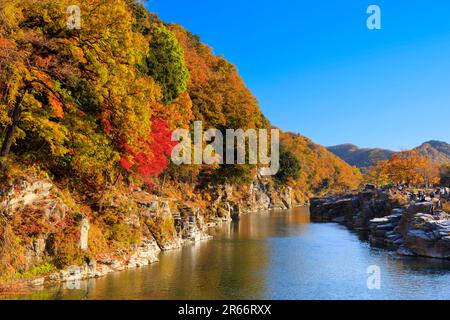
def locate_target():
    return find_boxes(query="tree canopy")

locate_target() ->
[364,152,441,187]
[145,23,189,105]
[0,0,363,193]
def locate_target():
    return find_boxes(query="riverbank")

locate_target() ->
[5,207,450,300]
[310,186,450,259]
[0,171,305,293]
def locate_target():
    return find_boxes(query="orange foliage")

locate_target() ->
[279,131,362,194]
[170,24,266,130]
[153,92,193,130]
[49,94,64,118]
[366,152,440,187]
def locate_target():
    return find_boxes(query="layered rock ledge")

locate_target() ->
[310,188,450,259]
[0,174,301,292]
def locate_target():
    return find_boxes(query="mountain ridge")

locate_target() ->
[327,140,450,171]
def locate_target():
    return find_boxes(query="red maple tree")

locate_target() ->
[120,118,175,186]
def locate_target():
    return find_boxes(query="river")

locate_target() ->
[6,207,450,300]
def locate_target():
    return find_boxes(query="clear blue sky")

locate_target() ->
[147,0,450,151]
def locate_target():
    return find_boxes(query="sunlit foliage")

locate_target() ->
[365,152,441,187]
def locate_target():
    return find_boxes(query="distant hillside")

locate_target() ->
[328,141,450,171]
[281,134,362,194]
[327,144,395,172]
[407,141,450,164]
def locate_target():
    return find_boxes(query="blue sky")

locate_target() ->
[147,0,450,150]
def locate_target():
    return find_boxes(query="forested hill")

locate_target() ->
[408,141,450,164]
[327,144,395,172]
[0,0,361,195]
[280,133,362,194]
[0,0,369,283]
[328,141,450,172]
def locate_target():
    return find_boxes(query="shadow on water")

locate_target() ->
[4,206,450,300]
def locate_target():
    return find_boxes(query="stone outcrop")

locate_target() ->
[174,203,212,245]
[245,176,295,212]
[1,180,68,220]
[38,236,161,288]
[368,209,404,247]
[310,195,359,223]
[310,187,450,260]
[1,173,298,290]
[78,215,90,251]
[399,212,450,259]
[205,175,299,220]
[310,188,407,229]
[0,179,83,270]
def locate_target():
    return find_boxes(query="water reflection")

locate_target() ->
[4,207,450,300]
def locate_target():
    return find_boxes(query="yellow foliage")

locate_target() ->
[279,131,362,194]
[365,152,440,187]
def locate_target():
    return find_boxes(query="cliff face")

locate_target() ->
[310,188,450,259]
[0,173,300,289]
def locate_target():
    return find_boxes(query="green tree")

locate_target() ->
[125,0,151,34]
[0,0,162,187]
[276,149,301,183]
[145,24,189,105]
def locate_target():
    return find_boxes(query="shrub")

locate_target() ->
[0,223,27,281]
[16,262,55,279]
[87,224,108,257]
[443,200,450,213]
[111,223,141,246]
[276,149,301,183]
[145,23,189,105]
[145,213,176,245]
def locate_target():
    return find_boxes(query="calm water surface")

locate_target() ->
[7,207,450,300]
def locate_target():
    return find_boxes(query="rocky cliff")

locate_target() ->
[0,173,299,290]
[310,188,450,259]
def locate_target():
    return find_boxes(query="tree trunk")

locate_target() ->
[160,173,167,193]
[0,94,25,158]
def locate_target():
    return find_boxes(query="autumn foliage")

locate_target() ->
[365,152,441,187]
[279,131,362,194]
[120,118,176,186]
[0,0,365,195]
[0,0,414,281]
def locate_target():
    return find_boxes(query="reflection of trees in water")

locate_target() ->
[226,207,311,241]
[114,208,312,300]
[10,206,450,300]
[44,208,309,299]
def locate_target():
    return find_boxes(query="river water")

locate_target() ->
[6,207,450,300]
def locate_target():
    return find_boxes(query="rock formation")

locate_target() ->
[310,187,450,260]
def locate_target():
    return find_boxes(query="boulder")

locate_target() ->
[127,237,160,268]
[403,213,450,259]
[397,246,416,257]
